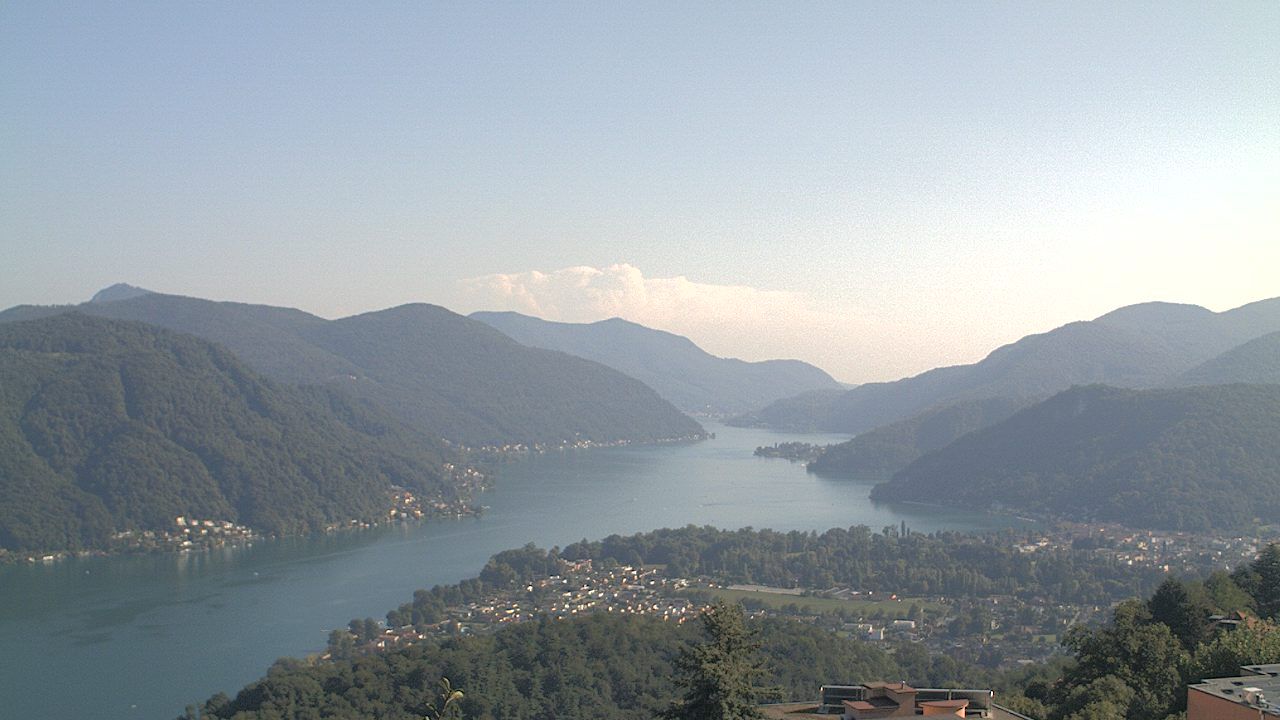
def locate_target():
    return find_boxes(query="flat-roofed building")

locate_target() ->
[1188,664,1280,719]
[810,682,1028,718]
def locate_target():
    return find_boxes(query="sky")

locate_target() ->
[2,2,1277,383]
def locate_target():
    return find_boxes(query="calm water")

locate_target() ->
[0,423,1021,719]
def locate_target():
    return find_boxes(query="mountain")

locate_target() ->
[0,291,705,447]
[89,283,153,304]
[870,384,1280,532]
[0,314,464,552]
[470,311,841,415]
[1172,331,1280,387]
[740,298,1280,434]
[729,388,847,431]
[807,396,1033,479]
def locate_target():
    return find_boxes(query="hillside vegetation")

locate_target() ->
[0,290,705,447]
[871,384,1280,531]
[193,612,898,720]
[0,314,462,552]
[1173,330,1280,387]
[472,311,841,415]
[808,396,1033,479]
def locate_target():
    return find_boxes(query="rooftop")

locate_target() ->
[1189,664,1280,717]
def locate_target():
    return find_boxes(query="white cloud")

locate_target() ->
[460,263,842,367]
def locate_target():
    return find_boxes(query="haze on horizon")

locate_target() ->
[3,3,1277,383]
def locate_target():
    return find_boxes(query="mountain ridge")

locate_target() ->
[471,310,841,415]
[0,291,706,447]
[737,297,1280,434]
[870,383,1280,532]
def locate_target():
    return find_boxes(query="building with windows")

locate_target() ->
[1188,664,1280,719]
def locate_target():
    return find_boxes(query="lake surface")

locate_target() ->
[0,423,1023,719]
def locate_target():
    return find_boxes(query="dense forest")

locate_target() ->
[737,297,1280,434]
[808,396,1032,479]
[1010,546,1280,720]
[0,314,464,552]
[189,612,905,720]
[472,311,841,415]
[873,384,1280,531]
[0,290,706,446]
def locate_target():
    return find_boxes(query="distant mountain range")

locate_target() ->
[735,298,1280,434]
[870,384,1280,532]
[471,311,841,415]
[0,288,705,447]
[0,314,465,552]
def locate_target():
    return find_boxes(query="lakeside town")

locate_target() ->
[326,522,1272,672]
[2,471,489,565]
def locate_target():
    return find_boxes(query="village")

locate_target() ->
[330,523,1274,672]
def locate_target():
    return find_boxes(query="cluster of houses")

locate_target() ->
[452,561,699,629]
[117,516,258,553]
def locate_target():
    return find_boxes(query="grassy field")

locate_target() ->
[681,587,945,616]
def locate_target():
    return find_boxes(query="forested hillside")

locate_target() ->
[740,298,1280,434]
[729,388,847,431]
[0,290,705,447]
[1173,330,1280,386]
[872,384,1280,531]
[1006,546,1280,720]
[472,311,841,415]
[190,613,899,720]
[808,397,1032,478]
[0,314,462,552]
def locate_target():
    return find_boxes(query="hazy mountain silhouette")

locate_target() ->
[471,311,841,415]
[738,298,1280,434]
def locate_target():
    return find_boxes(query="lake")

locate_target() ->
[0,423,1023,719]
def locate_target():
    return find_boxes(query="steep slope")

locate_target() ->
[302,304,706,445]
[728,388,848,431]
[808,396,1033,479]
[871,384,1280,532]
[743,298,1280,434]
[471,311,841,415]
[1172,331,1280,386]
[0,314,462,552]
[0,292,705,447]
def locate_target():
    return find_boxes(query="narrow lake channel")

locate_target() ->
[0,423,1024,719]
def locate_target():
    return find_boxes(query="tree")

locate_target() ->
[1147,577,1210,652]
[1057,600,1188,720]
[1203,570,1254,614]
[424,677,464,720]
[1253,544,1280,619]
[1190,621,1280,681]
[663,602,777,720]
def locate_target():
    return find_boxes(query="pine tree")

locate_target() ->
[1255,544,1280,619]
[663,602,777,720]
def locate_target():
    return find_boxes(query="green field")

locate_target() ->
[680,587,945,616]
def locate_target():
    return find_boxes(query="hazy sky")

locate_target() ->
[3,3,1277,382]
